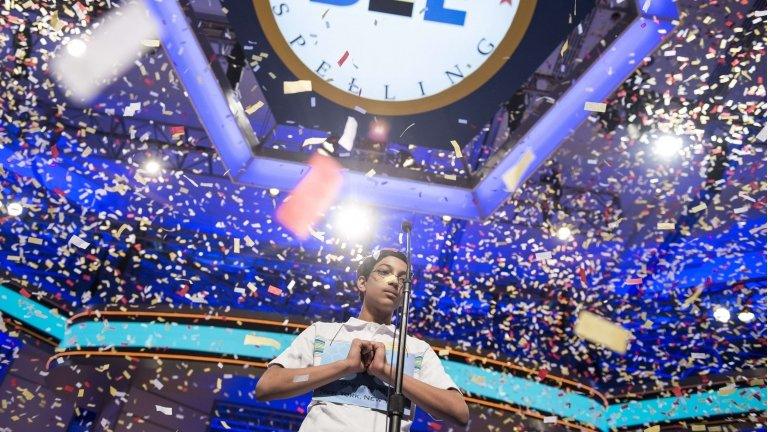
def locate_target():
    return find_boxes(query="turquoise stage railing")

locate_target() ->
[0,284,763,431]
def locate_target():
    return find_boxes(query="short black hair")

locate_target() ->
[356,249,407,281]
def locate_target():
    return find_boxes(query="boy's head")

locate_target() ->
[356,249,408,313]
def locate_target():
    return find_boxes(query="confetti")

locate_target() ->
[51,0,159,102]
[155,405,172,416]
[584,101,607,112]
[68,235,90,250]
[501,149,535,192]
[450,140,463,158]
[283,80,313,94]
[337,116,358,151]
[245,100,264,115]
[243,335,281,350]
[574,311,632,354]
[276,154,343,240]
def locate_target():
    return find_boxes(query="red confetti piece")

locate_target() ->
[337,50,349,66]
[276,154,342,240]
[268,285,283,296]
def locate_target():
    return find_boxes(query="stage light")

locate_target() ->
[653,135,683,158]
[66,39,87,57]
[738,311,755,323]
[713,306,730,323]
[144,159,162,175]
[556,226,572,241]
[6,202,23,217]
[367,119,390,142]
[333,204,373,240]
[268,188,280,197]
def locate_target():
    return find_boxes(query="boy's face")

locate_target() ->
[357,255,408,313]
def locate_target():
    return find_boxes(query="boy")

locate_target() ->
[256,249,470,431]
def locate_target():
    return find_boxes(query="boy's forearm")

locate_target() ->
[376,367,469,426]
[256,360,353,401]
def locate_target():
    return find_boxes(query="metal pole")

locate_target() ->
[387,220,413,432]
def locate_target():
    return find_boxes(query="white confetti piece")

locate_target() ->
[68,235,90,250]
[155,405,172,416]
[52,0,159,102]
[337,116,358,151]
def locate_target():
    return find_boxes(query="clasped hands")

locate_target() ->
[344,338,393,383]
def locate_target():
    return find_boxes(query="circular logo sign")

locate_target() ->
[255,0,536,115]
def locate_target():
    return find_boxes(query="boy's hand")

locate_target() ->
[368,342,392,384]
[345,338,374,374]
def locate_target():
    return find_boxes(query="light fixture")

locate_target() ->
[653,135,683,158]
[6,202,23,217]
[556,226,572,241]
[713,306,731,323]
[332,203,373,241]
[66,39,87,57]
[144,159,162,175]
[738,311,755,323]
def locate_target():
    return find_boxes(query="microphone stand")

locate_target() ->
[387,221,413,432]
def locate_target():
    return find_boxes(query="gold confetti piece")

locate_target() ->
[115,224,132,239]
[501,149,535,193]
[141,39,160,47]
[574,311,632,354]
[690,202,707,213]
[245,101,264,115]
[657,222,676,230]
[365,169,376,177]
[682,285,704,308]
[470,375,486,385]
[77,388,84,397]
[243,335,281,350]
[283,80,313,94]
[450,140,463,158]
[535,251,552,261]
[21,388,34,400]
[643,426,660,432]
[691,425,706,432]
[718,384,736,395]
[27,237,43,245]
[292,374,309,383]
[234,238,241,254]
[438,348,450,356]
[543,416,557,424]
[560,40,569,56]
[584,101,607,112]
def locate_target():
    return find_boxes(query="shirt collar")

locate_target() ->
[344,317,396,336]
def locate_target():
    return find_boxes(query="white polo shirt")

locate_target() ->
[268,317,461,432]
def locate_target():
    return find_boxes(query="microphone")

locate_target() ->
[401,220,412,233]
